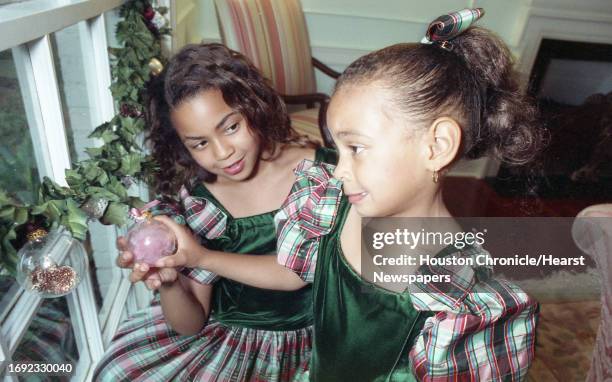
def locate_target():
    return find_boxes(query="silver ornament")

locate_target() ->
[80,197,109,220]
[121,176,135,188]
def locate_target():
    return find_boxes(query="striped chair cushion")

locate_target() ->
[214,0,317,95]
[290,107,322,144]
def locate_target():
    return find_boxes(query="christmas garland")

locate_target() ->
[0,0,170,276]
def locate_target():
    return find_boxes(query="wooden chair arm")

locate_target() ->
[282,93,335,148]
[316,98,335,148]
[282,93,329,109]
[312,57,340,79]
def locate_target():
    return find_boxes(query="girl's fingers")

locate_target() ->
[158,268,178,283]
[116,250,134,268]
[153,215,182,237]
[144,278,161,290]
[116,237,134,268]
[129,263,150,283]
[155,253,185,268]
[116,236,128,251]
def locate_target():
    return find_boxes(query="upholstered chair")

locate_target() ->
[214,0,339,147]
[572,204,612,381]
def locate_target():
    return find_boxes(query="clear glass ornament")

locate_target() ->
[16,228,87,298]
[126,214,176,265]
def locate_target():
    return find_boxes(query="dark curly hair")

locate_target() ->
[335,27,545,167]
[145,43,314,195]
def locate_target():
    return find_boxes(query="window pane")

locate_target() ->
[49,23,108,312]
[12,297,78,381]
[105,7,122,50]
[49,22,94,162]
[0,274,20,325]
[0,49,40,205]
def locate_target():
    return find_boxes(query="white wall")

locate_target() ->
[186,0,531,94]
[172,0,205,50]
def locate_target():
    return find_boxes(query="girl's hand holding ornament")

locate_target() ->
[116,236,178,290]
[152,215,206,269]
[125,208,176,265]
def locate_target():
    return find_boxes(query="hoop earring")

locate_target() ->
[432,169,439,183]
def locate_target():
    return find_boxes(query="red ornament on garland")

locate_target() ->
[143,5,155,21]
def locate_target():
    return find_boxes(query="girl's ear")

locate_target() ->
[423,117,462,171]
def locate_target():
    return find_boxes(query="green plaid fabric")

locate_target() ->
[407,246,538,381]
[421,8,485,44]
[93,296,311,381]
[180,186,228,240]
[274,159,343,283]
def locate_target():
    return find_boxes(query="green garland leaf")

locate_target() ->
[102,202,129,226]
[0,226,18,276]
[0,0,171,275]
[66,199,88,240]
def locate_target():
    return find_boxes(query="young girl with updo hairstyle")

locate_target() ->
[274,9,542,380]
[93,43,336,381]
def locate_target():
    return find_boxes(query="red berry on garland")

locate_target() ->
[120,103,130,117]
[120,103,142,118]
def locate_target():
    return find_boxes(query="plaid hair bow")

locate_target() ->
[420,8,485,49]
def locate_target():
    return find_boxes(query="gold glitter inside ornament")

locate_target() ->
[26,228,47,242]
[16,228,87,298]
[30,265,77,295]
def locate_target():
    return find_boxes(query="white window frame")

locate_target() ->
[0,0,170,380]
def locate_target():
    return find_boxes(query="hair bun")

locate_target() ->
[452,27,543,165]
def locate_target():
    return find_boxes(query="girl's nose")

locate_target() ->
[211,139,234,162]
[333,156,350,182]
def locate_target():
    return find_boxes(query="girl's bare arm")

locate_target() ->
[159,275,213,335]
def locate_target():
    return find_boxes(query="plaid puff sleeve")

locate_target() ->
[146,198,186,225]
[177,186,229,285]
[408,247,539,381]
[274,159,343,283]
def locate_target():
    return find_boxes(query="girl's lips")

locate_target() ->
[223,158,245,175]
[347,192,368,204]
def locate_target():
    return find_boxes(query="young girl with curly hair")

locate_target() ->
[94,43,335,381]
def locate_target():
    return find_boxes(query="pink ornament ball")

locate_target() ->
[126,219,176,265]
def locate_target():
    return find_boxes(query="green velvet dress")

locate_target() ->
[94,147,337,382]
[195,182,313,332]
[310,198,431,382]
